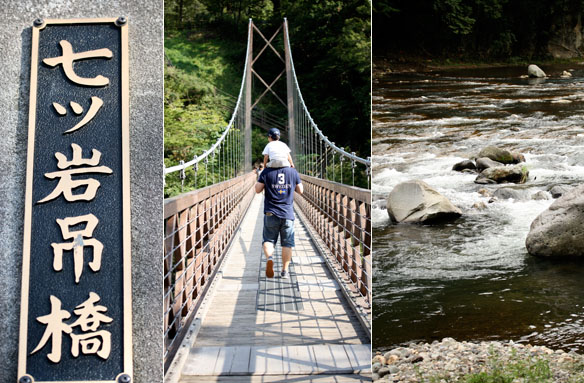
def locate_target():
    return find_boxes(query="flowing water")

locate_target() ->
[372,65,584,352]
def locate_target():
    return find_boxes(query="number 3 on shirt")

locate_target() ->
[277,173,285,185]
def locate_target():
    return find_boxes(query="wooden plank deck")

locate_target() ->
[178,194,371,381]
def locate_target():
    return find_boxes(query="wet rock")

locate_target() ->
[532,191,550,200]
[561,70,572,78]
[526,185,584,257]
[386,180,462,224]
[478,147,515,164]
[475,177,498,185]
[493,188,528,200]
[476,157,504,172]
[475,165,529,184]
[549,185,572,199]
[528,64,546,78]
[452,160,476,172]
[477,146,524,165]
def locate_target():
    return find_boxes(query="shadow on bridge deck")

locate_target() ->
[175,194,371,382]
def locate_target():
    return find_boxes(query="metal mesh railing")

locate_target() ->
[284,19,371,189]
[294,175,372,308]
[163,172,256,370]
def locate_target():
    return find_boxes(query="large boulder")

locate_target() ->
[475,165,529,184]
[386,180,462,224]
[477,146,524,164]
[476,157,504,172]
[526,185,584,257]
[528,64,546,78]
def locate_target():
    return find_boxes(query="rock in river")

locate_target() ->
[452,160,476,172]
[476,157,503,172]
[387,180,462,224]
[532,191,551,200]
[528,64,546,78]
[549,185,572,199]
[493,188,528,200]
[526,185,584,257]
[478,146,524,165]
[475,165,529,184]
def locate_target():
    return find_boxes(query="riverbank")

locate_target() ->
[372,65,584,351]
[373,56,584,75]
[373,338,584,382]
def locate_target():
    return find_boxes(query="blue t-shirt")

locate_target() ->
[258,167,301,220]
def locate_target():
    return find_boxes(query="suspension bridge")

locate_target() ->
[163,19,372,382]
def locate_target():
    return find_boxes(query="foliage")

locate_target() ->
[164,31,245,197]
[280,0,371,156]
[373,0,584,60]
[296,150,369,188]
[433,0,475,35]
[464,350,552,383]
[252,126,268,166]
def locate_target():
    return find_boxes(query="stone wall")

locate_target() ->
[0,2,163,382]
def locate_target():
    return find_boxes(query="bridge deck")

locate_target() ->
[178,194,371,382]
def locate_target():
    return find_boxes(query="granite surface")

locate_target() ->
[0,2,163,382]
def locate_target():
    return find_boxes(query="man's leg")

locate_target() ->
[281,246,292,271]
[263,241,275,278]
[263,214,280,278]
[280,219,295,277]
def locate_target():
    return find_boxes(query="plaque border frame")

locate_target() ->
[17,18,132,383]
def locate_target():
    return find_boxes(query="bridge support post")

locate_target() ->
[283,18,295,157]
[244,19,253,172]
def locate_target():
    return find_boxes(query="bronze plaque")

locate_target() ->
[18,18,132,383]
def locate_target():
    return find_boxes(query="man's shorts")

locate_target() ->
[262,214,295,247]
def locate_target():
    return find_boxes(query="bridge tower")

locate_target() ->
[244,19,295,172]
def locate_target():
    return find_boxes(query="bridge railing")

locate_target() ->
[294,175,372,308]
[163,172,256,369]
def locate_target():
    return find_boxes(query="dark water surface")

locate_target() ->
[372,65,584,352]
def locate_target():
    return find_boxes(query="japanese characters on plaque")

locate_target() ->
[18,18,131,383]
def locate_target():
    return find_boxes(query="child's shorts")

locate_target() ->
[267,159,290,168]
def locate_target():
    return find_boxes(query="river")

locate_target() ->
[372,65,584,353]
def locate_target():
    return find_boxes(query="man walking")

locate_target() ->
[255,163,303,278]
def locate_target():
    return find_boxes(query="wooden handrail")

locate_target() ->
[163,172,256,370]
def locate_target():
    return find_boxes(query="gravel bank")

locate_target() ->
[373,338,584,382]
